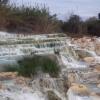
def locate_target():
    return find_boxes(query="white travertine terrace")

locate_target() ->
[0,31,100,100]
[0,31,67,63]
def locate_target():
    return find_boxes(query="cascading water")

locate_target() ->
[0,33,100,100]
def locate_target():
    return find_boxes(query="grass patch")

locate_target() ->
[6,55,60,78]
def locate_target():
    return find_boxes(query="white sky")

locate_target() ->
[10,0,100,20]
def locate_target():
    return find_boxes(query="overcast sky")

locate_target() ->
[10,0,100,20]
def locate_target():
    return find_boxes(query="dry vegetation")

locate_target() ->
[0,0,100,36]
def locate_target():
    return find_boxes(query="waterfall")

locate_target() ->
[0,32,100,100]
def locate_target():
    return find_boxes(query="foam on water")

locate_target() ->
[0,90,45,100]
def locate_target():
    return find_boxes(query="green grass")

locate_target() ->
[6,55,60,78]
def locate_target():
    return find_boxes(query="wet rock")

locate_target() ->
[83,57,95,63]
[32,78,56,91]
[47,90,61,100]
[68,84,90,96]
[0,83,3,89]
[32,77,66,95]
[68,73,76,83]
[0,83,5,90]
[0,97,13,100]
[6,97,13,100]
[15,76,30,87]
[93,64,100,72]
[75,50,92,59]
[97,84,100,88]
[72,37,96,50]
[6,85,22,92]
[95,41,100,56]
[91,92,97,96]
[0,72,17,81]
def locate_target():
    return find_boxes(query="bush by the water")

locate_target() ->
[7,55,60,77]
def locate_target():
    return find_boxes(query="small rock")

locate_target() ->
[0,72,17,80]
[0,83,5,90]
[94,64,100,72]
[15,76,30,87]
[47,90,61,100]
[83,57,95,63]
[97,84,100,88]
[95,39,100,56]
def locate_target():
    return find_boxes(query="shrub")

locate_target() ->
[0,3,60,33]
[7,55,60,77]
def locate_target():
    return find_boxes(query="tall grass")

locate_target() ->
[0,3,60,33]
